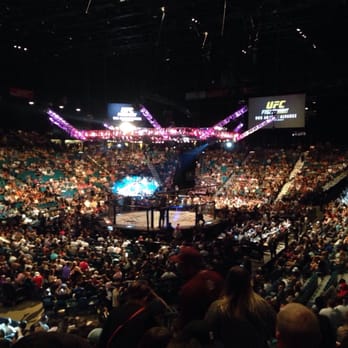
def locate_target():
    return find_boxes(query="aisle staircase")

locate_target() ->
[307,271,346,308]
[275,151,307,202]
[305,274,329,307]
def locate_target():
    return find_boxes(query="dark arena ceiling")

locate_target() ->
[1,0,348,132]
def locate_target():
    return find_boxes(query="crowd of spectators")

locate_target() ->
[0,129,348,347]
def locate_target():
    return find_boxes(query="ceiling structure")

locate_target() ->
[1,0,348,130]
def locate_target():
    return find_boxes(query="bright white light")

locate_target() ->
[168,128,177,134]
[28,101,35,105]
[119,122,136,133]
[59,105,64,109]
[75,108,81,112]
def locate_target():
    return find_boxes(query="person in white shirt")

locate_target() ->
[319,297,344,330]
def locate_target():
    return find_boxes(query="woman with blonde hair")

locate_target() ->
[204,265,276,348]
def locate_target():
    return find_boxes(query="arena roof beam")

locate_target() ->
[236,116,276,142]
[46,108,86,140]
[211,105,248,129]
[139,105,162,129]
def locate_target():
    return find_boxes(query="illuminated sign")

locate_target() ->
[107,103,142,122]
[113,107,142,121]
[248,94,305,129]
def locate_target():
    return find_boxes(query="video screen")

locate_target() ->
[248,94,305,129]
[112,176,160,197]
[107,103,142,122]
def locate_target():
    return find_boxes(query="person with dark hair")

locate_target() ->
[340,335,348,348]
[268,235,278,260]
[179,319,223,347]
[196,205,205,226]
[169,246,224,331]
[138,326,172,348]
[240,255,252,275]
[276,302,322,348]
[0,329,10,348]
[319,296,344,330]
[11,331,92,348]
[0,318,26,343]
[166,335,203,348]
[316,313,337,348]
[204,265,276,348]
[98,281,169,348]
[337,310,348,345]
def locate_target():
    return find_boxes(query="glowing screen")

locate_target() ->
[107,103,142,122]
[112,176,160,197]
[248,93,305,129]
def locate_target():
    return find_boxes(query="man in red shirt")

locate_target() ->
[32,271,44,289]
[79,259,90,273]
[170,246,224,330]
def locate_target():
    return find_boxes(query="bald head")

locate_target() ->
[276,302,321,348]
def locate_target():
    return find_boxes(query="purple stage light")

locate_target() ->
[46,106,258,143]
[236,116,275,142]
[233,123,244,132]
[139,105,162,129]
[46,108,86,140]
[212,105,247,129]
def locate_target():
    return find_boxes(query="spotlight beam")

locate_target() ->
[85,0,93,14]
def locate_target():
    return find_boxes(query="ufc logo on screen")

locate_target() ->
[265,100,286,109]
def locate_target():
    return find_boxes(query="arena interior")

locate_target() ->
[0,1,348,346]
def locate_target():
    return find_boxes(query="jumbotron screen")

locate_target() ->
[112,176,160,197]
[107,103,142,123]
[248,94,306,129]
